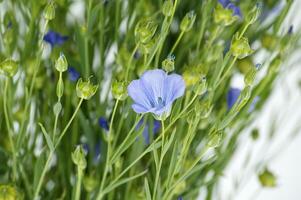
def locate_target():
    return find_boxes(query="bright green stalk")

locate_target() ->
[74,166,83,200]
[170,31,185,54]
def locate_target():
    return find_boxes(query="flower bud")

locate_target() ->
[162,54,175,72]
[0,185,22,200]
[193,76,207,95]
[0,59,18,77]
[246,3,262,25]
[183,67,202,87]
[258,168,277,187]
[76,78,98,100]
[261,34,278,52]
[135,19,157,44]
[53,102,62,116]
[112,80,128,101]
[244,66,258,86]
[180,11,196,32]
[55,53,68,72]
[139,38,156,55]
[162,0,173,17]
[83,174,98,192]
[44,1,55,20]
[230,33,254,59]
[72,145,87,170]
[214,4,237,26]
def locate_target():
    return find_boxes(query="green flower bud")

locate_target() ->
[43,1,55,20]
[135,19,157,44]
[183,67,203,87]
[0,185,23,200]
[72,145,87,170]
[139,38,156,55]
[53,102,62,116]
[111,80,128,101]
[237,58,254,74]
[268,56,281,75]
[0,59,18,77]
[261,34,278,51]
[162,0,173,17]
[76,78,98,100]
[193,76,207,95]
[230,33,254,59]
[258,168,277,187]
[180,11,196,32]
[207,130,222,148]
[56,77,64,98]
[244,66,257,86]
[83,174,98,192]
[246,3,262,25]
[162,55,175,72]
[214,4,237,26]
[55,53,68,72]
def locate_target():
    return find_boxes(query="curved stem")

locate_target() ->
[170,31,184,54]
[96,100,120,200]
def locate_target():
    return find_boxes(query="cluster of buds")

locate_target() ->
[230,33,254,59]
[0,59,18,77]
[180,11,196,32]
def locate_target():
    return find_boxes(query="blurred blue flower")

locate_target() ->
[128,69,185,119]
[177,196,183,200]
[68,67,80,82]
[137,119,161,144]
[218,0,242,18]
[43,30,68,47]
[98,117,109,131]
[227,87,259,112]
[82,141,102,163]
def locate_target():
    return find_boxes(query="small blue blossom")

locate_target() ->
[82,141,102,163]
[98,117,109,131]
[43,30,68,47]
[137,119,161,144]
[227,87,241,110]
[177,196,183,200]
[68,67,80,82]
[128,69,185,119]
[218,0,242,18]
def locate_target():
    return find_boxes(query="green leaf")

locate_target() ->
[38,123,54,151]
[144,178,152,200]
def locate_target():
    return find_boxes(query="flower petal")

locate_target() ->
[140,69,167,103]
[128,79,153,110]
[132,103,149,113]
[163,73,186,103]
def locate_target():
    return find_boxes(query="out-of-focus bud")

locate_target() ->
[194,76,207,95]
[240,86,251,101]
[162,0,173,17]
[180,11,196,32]
[261,34,278,52]
[246,3,262,25]
[0,59,18,77]
[251,128,260,141]
[135,19,157,44]
[55,53,68,72]
[56,78,64,98]
[83,174,98,192]
[207,129,222,148]
[53,102,62,116]
[162,54,175,72]
[43,1,55,20]
[139,38,156,55]
[183,67,203,87]
[112,80,128,101]
[0,185,23,200]
[76,78,98,100]
[244,65,258,86]
[230,33,254,59]
[72,145,87,170]
[258,168,277,187]
[268,56,281,75]
[214,4,237,26]
[237,58,253,74]
[174,180,186,195]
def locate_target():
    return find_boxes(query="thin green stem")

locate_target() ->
[170,31,184,54]
[3,78,17,181]
[125,43,139,81]
[74,167,83,200]
[216,56,238,87]
[96,100,120,200]
[53,72,62,142]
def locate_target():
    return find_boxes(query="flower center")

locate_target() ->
[157,97,165,107]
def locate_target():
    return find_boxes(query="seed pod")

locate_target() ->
[44,1,55,20]
[180,11,196,32]
[72,145,87,170]
[55,53,68,72]
[162,54,175,72]
[230,33,254,59]
[76,78,98,100]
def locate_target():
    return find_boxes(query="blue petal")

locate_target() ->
[98,117,109,131]
[128,79,154,110]
[68,67,80,82]
[227,88,241,110]
[218,0,230,7]
[163,73,185,103]
[132,103,150,113]
[227,3,242,17]
[140,69,167,105]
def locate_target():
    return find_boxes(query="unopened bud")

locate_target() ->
[207,130,222,148]
[135,19,157,44]
[246,3,262,25]
[76,78,98,100]
[44,1,55,20]
[180,11,196,32]
[53,102,62,116]
[83,175,98,192]
[112,80,128,101]
[244,66,258,86]
[72,145,87,170]
[193,76,207,95]
[0,185,22,200]
[258,168,277,187]
[55,53,68,72]
[162,0,173,17]
[214,4,237,26]
[0,59,18,77]
[162,54,175,72]
[230,33,254,59]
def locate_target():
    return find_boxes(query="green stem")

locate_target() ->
[3,78,17,181]
[53,72,62,142]
[96,100,120,200]
[152,120,165,200]
[125,43,139,81]
[170,31,184,54]
[74,167,83,200]
[215,56,238,87]
[33,99,84,199]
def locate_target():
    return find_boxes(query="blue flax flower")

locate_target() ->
[218,0,242,18]
[68,67,80,82]
[98,117,109,131]
[128,69,185,119]
[43,30,68,47]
